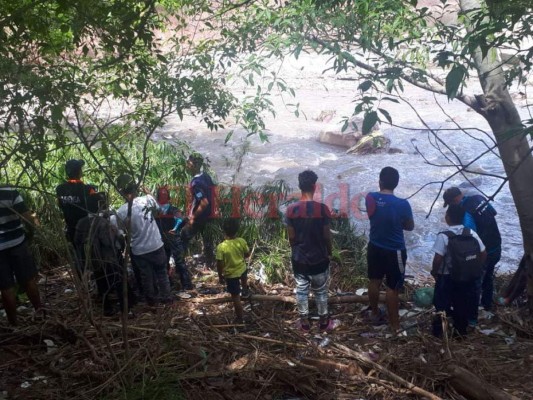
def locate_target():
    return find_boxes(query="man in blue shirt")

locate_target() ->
[181,153,216,269]
[443,187,502,313]
[365,167,414,332]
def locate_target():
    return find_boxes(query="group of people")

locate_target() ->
[54,154,216,315]
[288,166,501,336]
[0,153,509,337]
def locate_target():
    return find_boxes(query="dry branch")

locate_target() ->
[334,344,443,400]
[190,293,392,305]
[447,365,521,400]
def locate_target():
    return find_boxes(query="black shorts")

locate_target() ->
[367,242,407,290]
[0,240,38,290]
[226,270,247,295]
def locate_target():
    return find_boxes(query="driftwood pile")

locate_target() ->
[0,266,532,400]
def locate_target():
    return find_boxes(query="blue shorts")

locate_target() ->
[226,270,247,295]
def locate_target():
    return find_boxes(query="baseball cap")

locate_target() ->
[116,174,137,194]
[443,187,462,207]
[65,159,85,178]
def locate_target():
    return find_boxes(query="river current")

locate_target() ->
[154,54,528,276]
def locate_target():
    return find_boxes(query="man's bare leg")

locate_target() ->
[386,287,400,331]
[24,276,42,312]
[368,279,382,316]
[1,287,17,325]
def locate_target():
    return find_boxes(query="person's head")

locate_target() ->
[186,153,204,174]
[87,192,108,214]
[379,166,399,191]
[298,170,318,193]
[156,186,170,205]
[445,204,465,226]
[222,218,240,238]
[116,174,137,198]
[65,159,84,179]
[442,187,463,207]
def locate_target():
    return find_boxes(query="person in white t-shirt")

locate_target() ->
[431,204,486,337]
[115,174,172,306]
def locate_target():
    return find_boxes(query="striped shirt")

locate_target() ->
[0,187,28,251]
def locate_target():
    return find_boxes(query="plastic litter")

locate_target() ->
[355,288,367,296]
[20,382,31,389]
[413,287,434,308]
[318,337,331,348]
[43,340,57,354]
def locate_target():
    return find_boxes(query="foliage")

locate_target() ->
[2,137,193,267]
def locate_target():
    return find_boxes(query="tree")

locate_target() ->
[210,0,533,306]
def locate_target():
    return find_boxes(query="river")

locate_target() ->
[154,53,527,275]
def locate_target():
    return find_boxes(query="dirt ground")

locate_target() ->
[1,259,532,400]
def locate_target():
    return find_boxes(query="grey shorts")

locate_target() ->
[0,240,38,290]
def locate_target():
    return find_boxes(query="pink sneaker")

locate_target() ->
[295,319,311,332]
[319,318,341,332]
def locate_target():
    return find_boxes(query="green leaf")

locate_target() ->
[225,130,234,144]
[362,111,378,135]
[378,108,392,124]
[445,65,465,100]
[358,80,373,92]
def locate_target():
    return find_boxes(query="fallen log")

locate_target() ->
[190,293,393,305]
[446,365,520,400]
[334,343,442,400]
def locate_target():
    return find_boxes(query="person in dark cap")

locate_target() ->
[442,186,501,318]
[154,186,192,291]
[181,153,216,269]
[74,192,135,316]
[115,174,172,306]
[56,159,97,244]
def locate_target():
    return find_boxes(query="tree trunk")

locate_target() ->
[460,0,533,306]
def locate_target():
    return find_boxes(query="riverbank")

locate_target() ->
[0,258,531,400]
[153,53,526,275]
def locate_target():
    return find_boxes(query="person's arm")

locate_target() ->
[431,232,446,277]
[463,211,477,231]
[431,253,444,278]
[402,201,415,231]
[323,224,333,257]
[190,197,209,224]
[287,225,296,247]
[21,210,39,227]
[480,249,487,265]
[403,218,415,231]
[216,260,225,284]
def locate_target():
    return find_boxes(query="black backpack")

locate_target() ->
[442,228,483,282]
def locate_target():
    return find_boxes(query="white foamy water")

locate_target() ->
[154,54,528,275]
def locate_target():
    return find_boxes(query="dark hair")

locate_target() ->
[87,192,107,213]
[222,218,240,237]
[379,166,399,190]
[116,174,137,195]
[188,153,204,167]
[446,204,465,225]
[298,170,318,192]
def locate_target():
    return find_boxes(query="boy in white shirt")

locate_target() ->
[116,174,172,306]
[431,205,486,337]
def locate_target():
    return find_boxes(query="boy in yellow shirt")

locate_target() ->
[216,218,251,323]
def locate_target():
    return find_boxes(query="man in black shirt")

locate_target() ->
[285,170,336,332]
[56,159,96,243]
